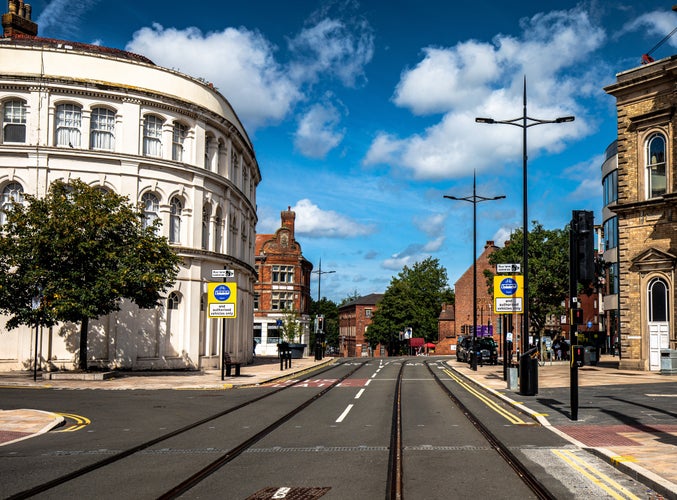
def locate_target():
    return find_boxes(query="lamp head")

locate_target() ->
[475,117,495,124]
[555,116,575,123]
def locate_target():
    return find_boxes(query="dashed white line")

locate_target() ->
[336,404,354,423]
[355,388,365,399]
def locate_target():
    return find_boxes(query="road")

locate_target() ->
[0,358,658,499]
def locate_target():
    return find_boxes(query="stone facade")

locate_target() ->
[254,208,313,356]
[604,55,677,370]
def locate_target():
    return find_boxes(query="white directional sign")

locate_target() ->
[495,297,523,313]
[212,269,235,278]
[497,263,521,273]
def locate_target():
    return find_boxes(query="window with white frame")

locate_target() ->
[272,265,294,283]
[169,196,182,243]
[0,182,24,225]
[3,100,27,143]
[141,192,159,230]
[646,132,667,199]
[143,115,164,157]
[55,103,82,147]
[271,292,294,310]
[204,136,212,169]
[648,277,669,322]
[167,291,181,310]
[90,107,115,150]
[214,208,222,253]
[172,122,187,161]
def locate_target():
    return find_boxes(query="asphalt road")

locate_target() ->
[0,359,661,499]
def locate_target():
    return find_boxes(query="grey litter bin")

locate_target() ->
[584,346,597,366]
[661,349,677,375]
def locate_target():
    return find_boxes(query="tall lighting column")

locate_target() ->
[313,259,335,359]
[476,76,574,357]
[444,171,505,371]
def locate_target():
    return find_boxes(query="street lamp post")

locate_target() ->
[313,259,335,359]
[444,170,505,371]
[476,76,574,358]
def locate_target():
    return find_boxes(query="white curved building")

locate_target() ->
[0,3,260,371]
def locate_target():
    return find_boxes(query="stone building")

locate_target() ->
[0,1,260,370]
[254,208,313,356]
[338,293,384,357]
[604,54,677,370]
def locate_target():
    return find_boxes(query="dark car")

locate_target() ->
[456,336,498,365]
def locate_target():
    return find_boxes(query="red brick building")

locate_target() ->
[254,208,313,356]
[338,293,384,357]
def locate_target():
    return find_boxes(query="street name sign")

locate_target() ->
[212,269,235,278]
[497,263,521,273]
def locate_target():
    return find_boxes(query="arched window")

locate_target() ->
[201,204,210,250]
[90,107,115,150]
[141,192,159,230]
[167,292,181,310]
[648,277,669,322]
[172,122,187,161]
[3,100,27,143]
[0,182,24,225]
[646,132,667,198]
[214,207,223,253]
[169,196,182,243]
[143,115,164,157]
[55,103,82,147]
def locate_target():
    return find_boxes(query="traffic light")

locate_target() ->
[572,345,585,367]
[317,315,324,333]
[570,307,583,325]
[573,210,595,284]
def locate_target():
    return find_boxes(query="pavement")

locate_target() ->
[0,354,676,498]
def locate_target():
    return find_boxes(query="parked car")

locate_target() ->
[456,336,498,365]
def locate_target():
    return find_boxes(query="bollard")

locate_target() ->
[519,347,538,396]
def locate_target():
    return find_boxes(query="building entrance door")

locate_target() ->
[648,322,669,371]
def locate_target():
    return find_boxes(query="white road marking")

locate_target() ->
[336,404,354,423]
[355,388,365,399]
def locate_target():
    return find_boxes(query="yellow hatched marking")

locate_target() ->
[442,369,527,425]
[552,449,640,500]
[55,413,91,432]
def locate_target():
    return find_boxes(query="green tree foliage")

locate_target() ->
[0,179,181,370]
[485,222,568,335]
[366,257,452,353]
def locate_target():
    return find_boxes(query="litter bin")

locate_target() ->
[519,348,538,396]
[661,349,677,375]
[584,346,597,366]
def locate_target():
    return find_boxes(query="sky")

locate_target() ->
[29,0,677,302]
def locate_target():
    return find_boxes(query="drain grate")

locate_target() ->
[246,486,331,499]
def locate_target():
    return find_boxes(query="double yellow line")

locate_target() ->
[55,413,90,432]
[552,449,640,499]
[442,368,528,425]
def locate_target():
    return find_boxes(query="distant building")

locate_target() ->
[604,52,677,370]
[254,208,313,356]
[338,293,384,357]
[0,2,260,371]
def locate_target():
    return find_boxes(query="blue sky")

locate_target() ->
[30,0,677,302]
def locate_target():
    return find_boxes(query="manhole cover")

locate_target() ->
[246,486,331,499]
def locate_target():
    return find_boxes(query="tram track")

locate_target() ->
[7,360,366,500]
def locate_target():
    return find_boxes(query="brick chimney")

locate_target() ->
[3,0,38,37]
[280,206,295,236]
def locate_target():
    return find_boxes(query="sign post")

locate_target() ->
[209,272,237,380]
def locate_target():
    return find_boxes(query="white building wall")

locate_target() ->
[0,40,260,371]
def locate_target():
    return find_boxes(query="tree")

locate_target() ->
[366,257,453,353]
[485,222,568,335]
[310,297,339,348]
[0,179,181,370]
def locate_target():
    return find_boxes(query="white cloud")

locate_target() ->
[364,7,603,180]
[37,0,100,40]
[287,17,374,87]
[126,24,301,130]
[381,235,445,271]
[292,199,373,238]
[622,10,677,52]
[413,213,447,237]
[294,101,346,158]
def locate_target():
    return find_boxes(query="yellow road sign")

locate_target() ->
[207,282,237,318]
